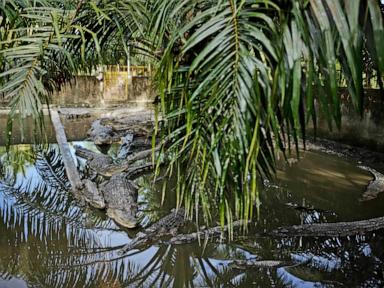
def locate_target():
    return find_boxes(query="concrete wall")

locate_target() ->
[313,89,384,152]
[51,75,154,108]
[0,74,154,108]
[52,76,102,107]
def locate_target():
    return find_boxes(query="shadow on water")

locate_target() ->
[0,144,383,287]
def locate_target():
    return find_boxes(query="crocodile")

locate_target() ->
[99,172,139,228]
[75,146,113,176]
[98,147,160,177]
[88,114,154,147]
[358,165,384,201]
[87,119,118,146]
[121,208,186,252]
[117,134,134,160]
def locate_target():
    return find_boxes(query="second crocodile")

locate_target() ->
[75,146,113,176]
[87,119,118,146]
[121,208,186,252]
[100,172,139,228]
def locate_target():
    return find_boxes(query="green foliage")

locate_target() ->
[0,0,147,143]
[152,0,384,227]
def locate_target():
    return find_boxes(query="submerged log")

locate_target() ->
[51,110,83,193]
[272,216,384,237]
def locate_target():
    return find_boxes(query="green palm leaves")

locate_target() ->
[154,0,384,226]
[0,1,89,139]
[0,0,147,141]
[156,0,282,228]
[1,0,383,227]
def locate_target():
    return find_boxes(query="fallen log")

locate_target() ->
[272,216,384,237]
[51,110,83,193]
[51,110,105,209]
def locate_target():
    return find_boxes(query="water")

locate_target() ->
[0,113,96,146]
[0,142,383,287]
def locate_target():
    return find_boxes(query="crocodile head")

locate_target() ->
[86,195,106,210]
[107,209,138,228]
[89,155,113,173]
[94,132,113,146]
[82,179,106,209]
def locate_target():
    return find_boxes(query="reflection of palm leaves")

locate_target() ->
[0,158,4,179]
[34,145,70,191]
[0,173,128,285]
[0,271,13,281]
[1,178,73,229]
[0,174,104,249]
[121,245,233,287]
[23,254,145,288]
[0,144,121,250]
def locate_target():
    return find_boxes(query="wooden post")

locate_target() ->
[51,110,83,193]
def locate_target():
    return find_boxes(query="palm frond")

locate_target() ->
[154,0,384,227]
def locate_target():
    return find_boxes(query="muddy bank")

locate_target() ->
[304,137,384,172]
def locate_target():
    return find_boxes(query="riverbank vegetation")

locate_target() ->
[1,0,383,226]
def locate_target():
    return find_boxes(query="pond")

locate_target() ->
[0,116,383,287]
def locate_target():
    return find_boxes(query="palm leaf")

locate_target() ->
[153,0,384,228]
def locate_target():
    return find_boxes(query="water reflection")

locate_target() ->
[0,144,383,287]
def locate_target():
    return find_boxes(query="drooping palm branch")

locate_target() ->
[152,0,384,227]
[1,0,383,228]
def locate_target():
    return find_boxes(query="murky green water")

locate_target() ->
[0,141,383,287]
[0,113,96,146]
